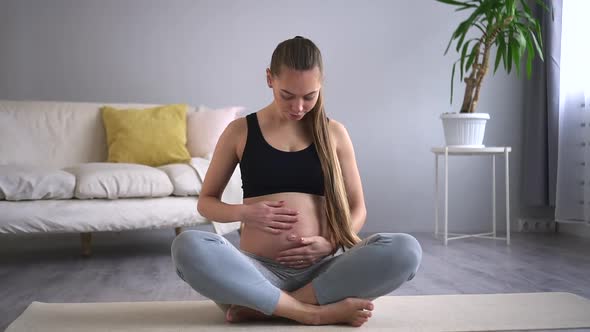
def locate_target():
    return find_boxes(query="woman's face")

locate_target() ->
[267,66,322,121]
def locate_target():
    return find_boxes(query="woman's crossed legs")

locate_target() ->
[171,230,421,326]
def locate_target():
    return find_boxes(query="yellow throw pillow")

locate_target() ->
[101,104,191,167]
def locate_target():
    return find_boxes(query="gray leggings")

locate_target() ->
[171,231,422,316]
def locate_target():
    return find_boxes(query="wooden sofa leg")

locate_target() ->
[81,233,92,257]
[175,227,182,236]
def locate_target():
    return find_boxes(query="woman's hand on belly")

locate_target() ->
[240,192,329,262]
[241,200,299,234]
[275,235,335,269]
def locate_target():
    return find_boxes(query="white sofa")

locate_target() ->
[0,100,242,256]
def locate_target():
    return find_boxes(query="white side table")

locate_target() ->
[431,146,512,246]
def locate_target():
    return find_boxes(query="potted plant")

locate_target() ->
[437,0,550,147]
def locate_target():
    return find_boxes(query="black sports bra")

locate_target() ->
[239,113,325,198]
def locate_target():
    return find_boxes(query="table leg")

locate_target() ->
[435,154,439,238]
[492,155,496,238]
[444,147,449,246]
[505,148,510,245]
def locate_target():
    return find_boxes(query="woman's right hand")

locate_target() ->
[240,200,299,235]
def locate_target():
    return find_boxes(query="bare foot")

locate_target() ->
[225,305,273,323]
[308,298,374,327]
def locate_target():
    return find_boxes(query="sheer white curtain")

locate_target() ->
[555,0,590,224]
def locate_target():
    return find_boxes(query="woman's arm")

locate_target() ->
[197,119,246,223]
[331,120,367,234]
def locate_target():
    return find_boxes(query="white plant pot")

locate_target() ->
[440,113,490,148]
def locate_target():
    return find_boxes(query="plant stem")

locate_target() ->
[460,41,481,113]
[470,41,490,113]
[460,16,514,113]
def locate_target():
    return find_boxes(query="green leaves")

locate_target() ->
[530,23,544,61]
[526,32,534,78]
[494,35,505,74]
[512,26,527,76]
[437,0,550,104]
[436,0,477,7]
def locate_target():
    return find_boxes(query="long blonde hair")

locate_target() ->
[269,36,361,248]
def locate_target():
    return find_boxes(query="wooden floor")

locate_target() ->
[1,228,589,331]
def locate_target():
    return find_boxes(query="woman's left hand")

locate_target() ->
[276,235,335,268]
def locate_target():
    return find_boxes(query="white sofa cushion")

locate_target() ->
[157,163,202,196]
[0,165,75,201]
[64,163,173,199]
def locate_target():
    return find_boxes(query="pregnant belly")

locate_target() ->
[240,192,327,260]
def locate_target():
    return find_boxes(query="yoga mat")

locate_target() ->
[6,292,590,331]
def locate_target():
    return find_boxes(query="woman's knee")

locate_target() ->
[371,233,423,275]
[171,230,226,266]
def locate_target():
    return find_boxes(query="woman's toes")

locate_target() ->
[353,317,368,327]
[225,308,233,322]
[360,310,372,318]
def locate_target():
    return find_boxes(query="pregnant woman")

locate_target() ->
[171,36,422,327]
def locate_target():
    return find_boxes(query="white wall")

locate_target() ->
[0,0,527,234]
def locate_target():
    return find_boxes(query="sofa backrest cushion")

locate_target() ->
[0,100,165,168]
[187,106,244,158]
